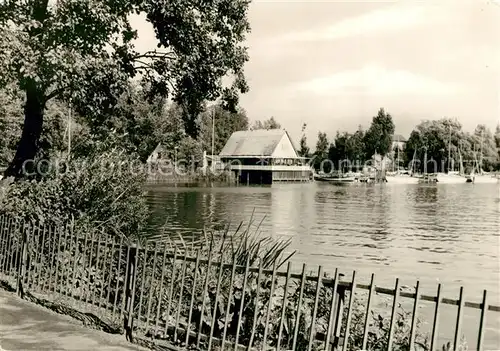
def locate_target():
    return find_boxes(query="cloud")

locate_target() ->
[280,3,437,42]
[293,65,462,96]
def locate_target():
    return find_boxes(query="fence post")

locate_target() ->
[124,243,137,342]
[16,222,29,298]
[332,274,346,350]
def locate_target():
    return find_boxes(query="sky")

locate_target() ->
[131,0,500,146]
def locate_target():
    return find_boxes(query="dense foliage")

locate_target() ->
[0,147,149,238]
[0,87,23,166]
[0,89,254,175]
[0,0,251,177]
[250,117,281,131]
[0,86,73,166]
[363,108,396,158]
[328,127,366,171]
[198,104,250,156]
[313,108,395,172]
[298,123,310,158]
[405,119,500,173]
[313,131,329,171]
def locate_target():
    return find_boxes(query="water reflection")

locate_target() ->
[146,182,500,302]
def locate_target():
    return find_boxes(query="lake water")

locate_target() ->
[146,182,500,348]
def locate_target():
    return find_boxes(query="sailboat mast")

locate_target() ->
[67,98,72,158]
[211,108,215,171]
[447,126,451,173]
[473,144,478,174]
[411,148,417,175]
[480,130,483,173]
[458,146,463,175]
[424,147,428,175]
[396,135,400,173]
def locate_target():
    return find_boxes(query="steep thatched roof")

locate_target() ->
[219,129,298,157]
[392,134,407,142]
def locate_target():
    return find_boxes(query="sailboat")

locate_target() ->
[470,173,499,184]
[418,147,435,183]
[386,146,419,184]
[434,172,467,184]
[433,128,467,184]
[467,134,499,184]
[435,173,467,184]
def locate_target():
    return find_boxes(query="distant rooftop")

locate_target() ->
[219,129,293,157]
[392,134,407,142]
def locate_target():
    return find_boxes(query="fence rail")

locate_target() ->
[0,214,498,351]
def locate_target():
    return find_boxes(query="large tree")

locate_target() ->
[471,124,497,172]
[0,85,71,166]
[0,0,250,178]
[346,126,366,163]
[328,131,349,171]
[314,131,329,171]
[363,108,395,158]
[298,123,310,158]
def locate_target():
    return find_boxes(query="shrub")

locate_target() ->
[0,147,149,239]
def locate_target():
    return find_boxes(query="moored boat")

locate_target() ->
[314,174,357,183]
[418,173,437,183]
[466,132,499,184]
[386,171,419,184]
[386,150,420,184]
[433,172,468,184]
[466,173,499,184]
[313,168,360,183]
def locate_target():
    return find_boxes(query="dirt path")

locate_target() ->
[0,290,147,351]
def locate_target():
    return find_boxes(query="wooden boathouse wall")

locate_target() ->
[236,169,312,185]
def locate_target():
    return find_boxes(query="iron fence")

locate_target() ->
[0,214,498,351]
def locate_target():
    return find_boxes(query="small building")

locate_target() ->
[218,129,313,184]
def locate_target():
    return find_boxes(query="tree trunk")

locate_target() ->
[3,0,49,179]
[183,117,199,139]
[4,86,45,179]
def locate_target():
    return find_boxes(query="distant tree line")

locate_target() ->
[405,119,500,173]
[298,108,395,171]
[297,108,500,173]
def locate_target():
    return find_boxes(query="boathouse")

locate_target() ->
[218,129,313,184]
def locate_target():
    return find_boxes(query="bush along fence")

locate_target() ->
[0,214,499,351]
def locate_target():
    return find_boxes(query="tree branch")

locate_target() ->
[133,50,176,61]
[134,60,155,70]
[45,86,69,102]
